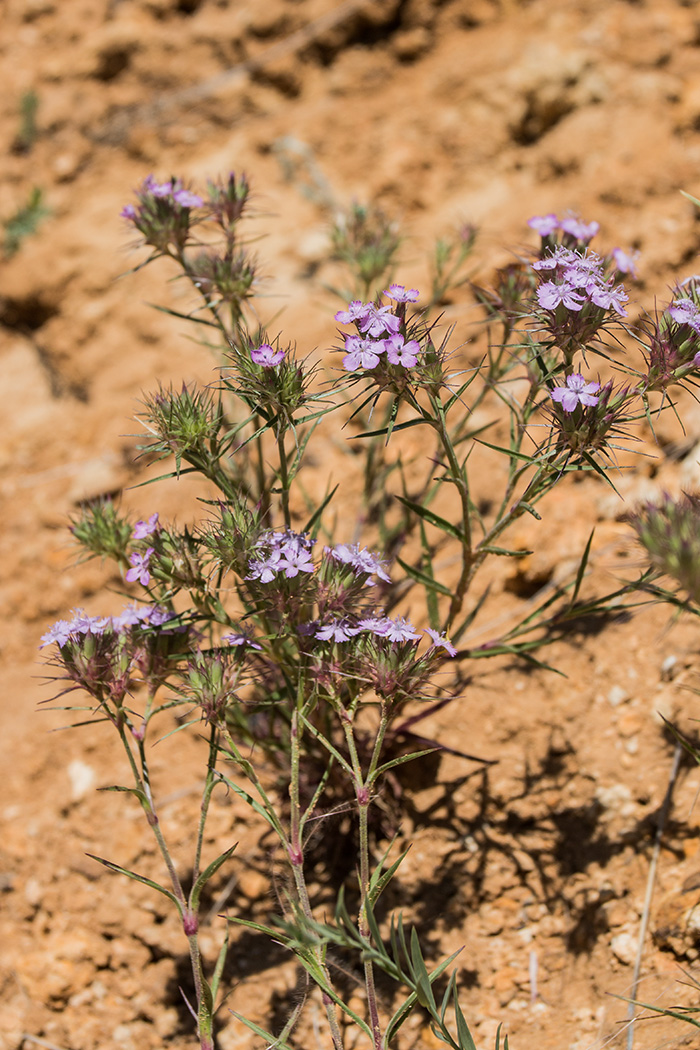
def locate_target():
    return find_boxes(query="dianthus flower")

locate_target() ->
[133,513,159,539]
[668,298,700,330]
[222,631,262,651]
[528,213,559,237]
[550,374,600,412]
[384,284,419,302]
[384,334,421,367]
[315,619,361,642]
[335,300,369,325]
[358,303,401,338]
[537,282,585,312]
[343,336,383,371]
[126,547,155,586]
[251,343,286,367]
[424,627,457,657]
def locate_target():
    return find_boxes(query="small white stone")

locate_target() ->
[611,931,638,965]
[67,759,96,801]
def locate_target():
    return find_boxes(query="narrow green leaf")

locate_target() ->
[97,784,149,806]
[396,497,465,541]
[410,928,437,1012]
[368,844,410,903]
[146,302,220,328]
[302,483,339,535]
[682,189,700,210]
[369,748,439,784]
[209,929,229,1008]
[229,1011,296,1050]
[396,555,453,597]
[475,437,539,462]
[519,501,542,520]
[189,845,236,913]
[479,545,532,557]
[353,416,433,440]
[568,528,594,607]
[453,992,478,1050]
[85,853,181,911]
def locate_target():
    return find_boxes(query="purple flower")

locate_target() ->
[315,619,361,643]
[536,281,585,312]
[586,281,628,317]
[40,618,74,648]
[111,604,151,630]
[172,189,203,208]
[382,616,421,642]
[343,336,383,371]
[71,611,110,634]
[126,547,154,586]
[669,298,700,327]
[611,247,640,278]
[246,550,282,583]
[222,631,262,651]
[327,543,391,583]
[144,176,173,198]
[424,628,457,657]
[384,284,419,302]
[133,513,159,539]
[251,343,286,367]
[559,217,599,242]
[143,605,179,628]
[358,303,401,338]
[550,374,600,412]
[120,204,137,221]
[335,300,370,325]
[528,213,559,237]
[384,334,420,367]
[357,616,392,636]
[277,544,315,578]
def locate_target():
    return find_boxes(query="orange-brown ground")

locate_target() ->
[4,1,700,1048]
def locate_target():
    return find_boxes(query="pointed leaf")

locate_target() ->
[190,845,236,913]
[410,927,437,1012]
[396,555,454,597]
[85,853,181,911]
[396,497,465,541]
[302,483,339,535]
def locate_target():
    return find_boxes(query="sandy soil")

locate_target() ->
[4,1,700,1048]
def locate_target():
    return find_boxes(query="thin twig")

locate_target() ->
[625,740,683,1050]
[21,1036,69,1050]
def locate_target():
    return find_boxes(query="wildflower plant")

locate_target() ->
[40,177,700,1050]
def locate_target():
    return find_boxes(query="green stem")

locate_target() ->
[289,709,345,1050]
[277,428,291,529]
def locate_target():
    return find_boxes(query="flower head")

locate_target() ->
[133,513,159,540]
[384,284,419,302]
[251,343,286,367]
[384,334,421,368]
[550,374,600,413]
[424,627,457,657]
[126,548,155,586]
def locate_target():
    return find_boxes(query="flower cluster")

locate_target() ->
[121,175,203,254]
[40,603,180,648]
[335,285,421,373]
[550,373,600,413]
[533,245,629,318]
[642,282,700,392]
[246,529,316,583]
[222,339,309,432]
[627,493,700,604]
[528,212,600,246]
